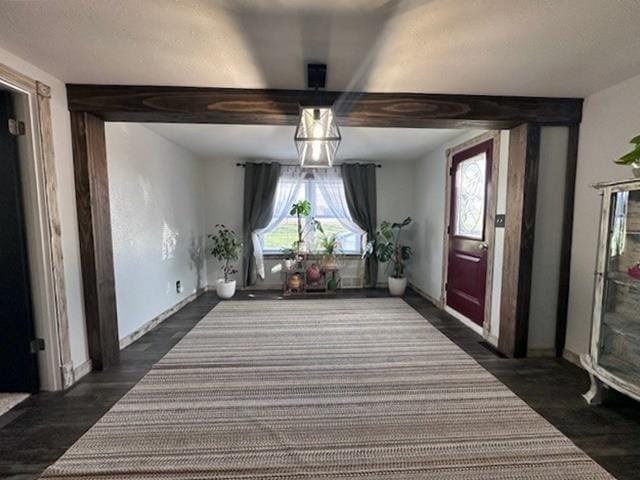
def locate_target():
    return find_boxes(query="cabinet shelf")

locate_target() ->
[606,272,640,288]
[602,312,640,343]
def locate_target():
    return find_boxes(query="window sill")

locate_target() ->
[263,253,364,259]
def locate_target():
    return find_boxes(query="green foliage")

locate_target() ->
[281,248,296,260]
[320,234,340,255]
[289,200,312,217]
[364,216,413,278]
[615,135,640,166]
[208,224,242,282]
[289,200,323,251]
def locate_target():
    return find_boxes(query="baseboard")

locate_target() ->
[486,333,499,348]
[72,359,92,382]
[527,348,556,358]
[562,348,583,368]
[443,305,484,336]
[119,288,205,350]
[408,282,442,307]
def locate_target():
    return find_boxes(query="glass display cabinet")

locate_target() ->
[581,179,640,404]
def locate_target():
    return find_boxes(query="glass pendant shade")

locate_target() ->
[294,106,341,167]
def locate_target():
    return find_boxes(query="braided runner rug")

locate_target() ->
[41,298,614,479]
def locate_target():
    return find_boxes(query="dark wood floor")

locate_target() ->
[1,288,639,479]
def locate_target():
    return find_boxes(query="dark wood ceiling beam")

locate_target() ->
[66,84,582,128]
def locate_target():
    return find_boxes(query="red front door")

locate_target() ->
[445,139,493,326]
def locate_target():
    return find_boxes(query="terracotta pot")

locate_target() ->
[322,254,338,271]
[288,274,303,290]
[306,263,322,283]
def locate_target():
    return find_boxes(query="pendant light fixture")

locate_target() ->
[294,64,341,168]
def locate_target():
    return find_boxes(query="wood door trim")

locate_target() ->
[0,61,73,390]
[71,112,120,370]
[555,124,580,356]
[442,131,501,338]
[498,124,541,358]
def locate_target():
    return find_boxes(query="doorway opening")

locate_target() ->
[0,89,38,394]
[0,62,71,393]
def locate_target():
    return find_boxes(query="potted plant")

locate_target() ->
[282,248,296,270]
[364,217,413,296]
[615,134,640,178]
[320,234,340,271]
[209,224,242,299]
[289,200,323,254]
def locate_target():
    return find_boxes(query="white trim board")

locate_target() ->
[408,282,442,308]
[119,288,205,350]
[72,360,92,383]
[443,305,484,336]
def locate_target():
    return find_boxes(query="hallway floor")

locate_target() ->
[1,289,639,479]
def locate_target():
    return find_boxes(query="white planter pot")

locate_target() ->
[216,279,236,299]
[388,276,408,296]
[284,259,294,270]
[633,161,640,178]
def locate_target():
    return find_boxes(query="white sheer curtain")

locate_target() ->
[252,166,303,279]
[314,167,365,244]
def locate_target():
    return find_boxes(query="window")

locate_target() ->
[262,175,364,254]
[453,152,487,239]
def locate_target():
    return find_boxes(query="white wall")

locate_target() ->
[376,160,416,285]
[105,123,206,340]
[0,47,89,371]
[528,127,569,353]
[201,158,245,286]
[565,73,640,358]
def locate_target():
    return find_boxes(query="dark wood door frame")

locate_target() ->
[555,125,581,356]
[65,85,582,369]
[498,124,541,358]
[70,111,119,370]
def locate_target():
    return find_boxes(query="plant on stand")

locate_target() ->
[320,234,340,271]
[615,134,640,178]
[209,224,242,299]
[364,217,413,296]
[289,200,323,255]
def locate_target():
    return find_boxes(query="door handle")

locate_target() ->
[479,243,488,250]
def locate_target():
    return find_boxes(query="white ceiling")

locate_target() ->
[1,1,640,97]
[143,123,465,162]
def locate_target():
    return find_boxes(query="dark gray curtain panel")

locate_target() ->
[341,163,378,287]
[242,162,281,286]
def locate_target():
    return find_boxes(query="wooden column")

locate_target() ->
[70,112,119,370]
[498,123,541,358]
[555,125,580,356]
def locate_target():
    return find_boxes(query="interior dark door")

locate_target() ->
[0,90,39,392]
[446,139,493,326]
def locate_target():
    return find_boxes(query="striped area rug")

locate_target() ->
[41,298,614,479]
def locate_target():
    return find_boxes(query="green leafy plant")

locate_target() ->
[615,135,640,165]
[289,200,323,251]
[364,217,413,278]
[281,248,296,260]
[208,224,242,283]
[320,234,340,255]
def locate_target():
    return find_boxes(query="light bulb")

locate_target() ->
[311,141,321,161]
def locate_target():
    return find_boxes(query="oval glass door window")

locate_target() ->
[454,152,487,239]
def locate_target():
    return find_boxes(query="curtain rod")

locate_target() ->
[236,162,382,168]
